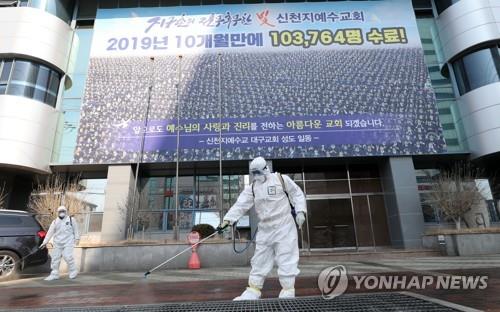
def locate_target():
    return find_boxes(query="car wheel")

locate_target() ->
[0,250,20,281]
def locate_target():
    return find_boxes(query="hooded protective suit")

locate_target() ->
[222,157,306,300]
[41,206,80,280]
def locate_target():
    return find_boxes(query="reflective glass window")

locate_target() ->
[48,71,61,95]
[76,0,97,20]
[29,0,75,24]
[74,179,107,233]
[453,46,500,95]
[0,61,13,84]
[45,92,58,107]
[140,0,159,6]
[0,58,61,107]
[434,0,461,15]
[349,164,380,179]
[46,0,75,24]
[55,28,94,163]
[33,66,51,102]
[32,90,46,104]
[99,0,119,8]
[120,0,139,7]
[10,60,31,82]
[6,83,26,97]
[26,63,38,85]
[30,0,45,10]
[36,66,51,88]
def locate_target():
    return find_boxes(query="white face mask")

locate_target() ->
[253,174,266,183]
[58,212,66,219]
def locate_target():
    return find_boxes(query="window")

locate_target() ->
[413,0,432,10]
[416,169,498,224]
[0,0,18,7]
[452,45,500,95]
[55,28,93,164]
[33,65,51,102]
[433,0,461,15]
[416,17,464,152]
[99,0,119,8]
[0,60,12,94]
[136,174,245,233]
[7,60,37,98]
[140,0,159,6]
[76,0,97,20]
[119,0,139,7]
[0,58,61,107]
[487,201,500,223]
[10,61,30,82]
[0,215,23,226]
[27,0,75,24]
[0,60,12,83]
[76,179,107,233]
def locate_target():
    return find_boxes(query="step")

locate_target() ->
[300,248,441,262]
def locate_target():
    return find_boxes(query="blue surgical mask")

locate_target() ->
[58,212,66,219]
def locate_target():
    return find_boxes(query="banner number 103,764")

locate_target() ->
[268,28,407,48]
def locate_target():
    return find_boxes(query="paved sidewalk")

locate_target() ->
[4,254,500,288]
[1,254,499,311]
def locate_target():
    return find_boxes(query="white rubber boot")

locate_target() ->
[233,287,262,301]
[69,270,78,279]
[44,274,59,281]
[279,288,295,299]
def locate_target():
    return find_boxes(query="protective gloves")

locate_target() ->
[295,212,306,229]
[216,220,230,234]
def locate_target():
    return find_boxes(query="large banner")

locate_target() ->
[74,0,446,164]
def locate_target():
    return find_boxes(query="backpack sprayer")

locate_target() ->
[231,172,298,254]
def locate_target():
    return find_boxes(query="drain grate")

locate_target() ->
[4,293,465,312]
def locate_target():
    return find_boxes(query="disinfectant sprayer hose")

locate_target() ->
[12,246,43,268]
[232,220,257,254]
[144,230,219,278]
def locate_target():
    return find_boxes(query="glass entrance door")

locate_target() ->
[306,198,357,249]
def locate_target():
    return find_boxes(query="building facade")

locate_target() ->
[0,0,499,251]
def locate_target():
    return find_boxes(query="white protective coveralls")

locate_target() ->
[41,206,80,280]
[223,158,306,300]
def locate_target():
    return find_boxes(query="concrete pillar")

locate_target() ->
[100,165,135,242]
[381,157,424,249]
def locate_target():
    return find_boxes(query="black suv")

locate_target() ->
[0,210,48,281]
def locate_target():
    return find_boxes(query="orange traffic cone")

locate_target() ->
[188,248,201,269]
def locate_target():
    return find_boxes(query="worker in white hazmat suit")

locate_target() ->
[217,157,306,300]
[40,206,80,281]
